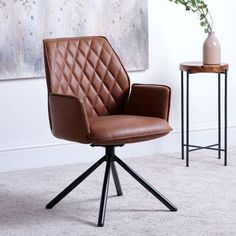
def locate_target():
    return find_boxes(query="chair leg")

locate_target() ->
[97,157,111,227]
[111,161,123,196]
[114,155,177,212]
[46,156,106,209]
[46,145,177,228]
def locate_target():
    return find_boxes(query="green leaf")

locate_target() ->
[200,14,205,20]
[200,21,205,26]
[169,0,213,34]
[191,0,196,7]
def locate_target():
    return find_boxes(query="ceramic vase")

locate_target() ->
[203,31,221,65]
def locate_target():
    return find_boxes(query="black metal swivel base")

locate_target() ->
[46,146,177,227]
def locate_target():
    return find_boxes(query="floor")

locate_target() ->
[0,148,236,236]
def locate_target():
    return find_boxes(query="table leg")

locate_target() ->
[224,70,228,166]
[186,71,189,167]
[218,73,221,159]
[181,71,184,160]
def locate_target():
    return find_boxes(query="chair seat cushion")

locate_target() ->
[87,115,172,145]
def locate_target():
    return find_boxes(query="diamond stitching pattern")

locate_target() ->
[46,37,130,117]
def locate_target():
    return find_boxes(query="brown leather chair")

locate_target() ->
[43,36,177,227]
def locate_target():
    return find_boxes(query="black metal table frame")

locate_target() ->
[181,70,228,167]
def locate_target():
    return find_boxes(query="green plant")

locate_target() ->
[169,0,213,33]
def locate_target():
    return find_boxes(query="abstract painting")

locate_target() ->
[0,0,148,80]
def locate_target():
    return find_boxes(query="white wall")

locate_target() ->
[1,0,236,172]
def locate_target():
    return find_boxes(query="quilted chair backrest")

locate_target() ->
[43,36,130,117]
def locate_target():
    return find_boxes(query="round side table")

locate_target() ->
[180,62,229,167]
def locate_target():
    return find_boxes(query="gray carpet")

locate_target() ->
[1,148,236,236]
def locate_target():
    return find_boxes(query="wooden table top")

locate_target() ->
[180,62,229,73]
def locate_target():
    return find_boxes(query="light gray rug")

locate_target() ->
[1,148,236,236]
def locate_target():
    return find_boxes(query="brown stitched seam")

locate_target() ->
[88,129,171,143]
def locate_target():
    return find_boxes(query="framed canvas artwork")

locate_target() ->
[0,0,148,80]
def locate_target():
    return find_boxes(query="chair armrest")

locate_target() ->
[48,93,90,143]
[124,84,171,120]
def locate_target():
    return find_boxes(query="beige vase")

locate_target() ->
[203,31,221,65]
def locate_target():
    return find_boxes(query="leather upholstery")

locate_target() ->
[88,115,172,145]
[125,84,171,120]
[44,36,130,118]
[43,36,172,145]
[49,94,90,143]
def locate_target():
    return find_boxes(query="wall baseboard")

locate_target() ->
[1,124,236,173]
